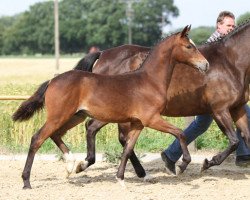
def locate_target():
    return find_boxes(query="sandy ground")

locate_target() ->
[0,153,250,200]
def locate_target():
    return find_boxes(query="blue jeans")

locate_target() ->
[164,105,250,162]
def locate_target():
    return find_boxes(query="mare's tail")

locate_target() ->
[73,51,101,72]
[12,80,50,122]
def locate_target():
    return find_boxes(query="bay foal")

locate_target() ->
[13,26,208,189]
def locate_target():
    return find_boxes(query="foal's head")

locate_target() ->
[170,25,209,73]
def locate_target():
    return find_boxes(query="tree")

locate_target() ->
[1,2,54,55]
[0,15,22,54]
[237,12,250,25]
[83,0,127,49]
[189,26,215,45]
[59,0,89,53]
[132,0,179,46]
[0,0,179,54]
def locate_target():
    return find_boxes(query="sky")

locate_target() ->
[0,0,249,29]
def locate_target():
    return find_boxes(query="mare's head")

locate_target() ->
[169,25,209,73]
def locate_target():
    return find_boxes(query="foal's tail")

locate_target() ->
[12,80,50,122]
[73,51,101,72]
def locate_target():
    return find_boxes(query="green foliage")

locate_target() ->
[132,0,179,45]
[0,0,179,55]
[237,12,250,25]
[196,121,229,150]
[189,26,215,45]
[1,2,54,55]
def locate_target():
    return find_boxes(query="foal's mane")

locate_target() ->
[204,19,250,46]
[132,31,180,72]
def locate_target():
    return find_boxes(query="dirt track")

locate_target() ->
[0,153,250,200]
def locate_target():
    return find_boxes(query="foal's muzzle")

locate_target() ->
[197,60,209,74]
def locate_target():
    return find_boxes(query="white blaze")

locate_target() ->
[189,39,196,47]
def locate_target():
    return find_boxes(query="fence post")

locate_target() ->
[185,116,196,152]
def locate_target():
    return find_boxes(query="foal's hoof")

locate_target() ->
[66,161,76,177]
[75,161,89,173]
[200,158,209,173]
[116,176,126,188]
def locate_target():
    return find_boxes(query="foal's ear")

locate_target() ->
[181,25,191,37]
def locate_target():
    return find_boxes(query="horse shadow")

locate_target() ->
[66,157,250,187]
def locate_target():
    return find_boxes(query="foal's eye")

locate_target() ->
[186,44,192,49]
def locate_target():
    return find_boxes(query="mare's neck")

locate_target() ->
[224,28,250,84]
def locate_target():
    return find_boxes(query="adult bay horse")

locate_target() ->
[72,21,250,177]
[13,26,209,189]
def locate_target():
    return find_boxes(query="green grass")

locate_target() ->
[0,59,231,157]
[0,84,229,155]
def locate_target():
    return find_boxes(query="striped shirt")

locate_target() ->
[207,31,221,43]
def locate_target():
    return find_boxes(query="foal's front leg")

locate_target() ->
[147,115,191,174]
[118,123,147,179]
[116,121,144,186]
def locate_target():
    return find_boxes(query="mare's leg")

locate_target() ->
[201,109,239,171]
[75,119,108,173]
[118,123,147,178]
[116,121,144,185]
[147,115,191,173]
[233,105,250,148]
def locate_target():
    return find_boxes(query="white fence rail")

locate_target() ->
[0,95,30,100]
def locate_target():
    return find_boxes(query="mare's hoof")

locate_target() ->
[23,185,32,190]
[161,151,176,175]
[75,161,89,173]
[75,162,83,173]
[143,174,158,183]
[176,165,184,176]
[143,173,155,183]
[200,158,209,173]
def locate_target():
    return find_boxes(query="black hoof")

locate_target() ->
[200,158,209,172]
[23,185,32,189]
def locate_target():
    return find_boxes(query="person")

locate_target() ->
[161,11,250,174]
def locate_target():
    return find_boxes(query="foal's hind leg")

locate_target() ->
[201,110,239,172]
[51,113,86,175]
[22,120,67,189]
[147,115,191,174]
[118,123,147,179]
[75,119,108,173]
